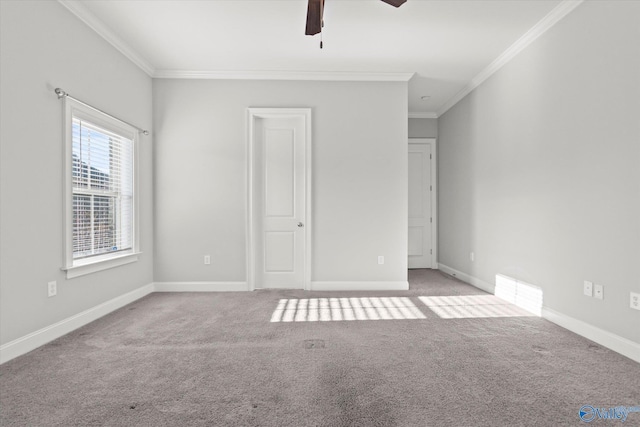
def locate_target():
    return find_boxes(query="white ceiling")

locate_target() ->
[67,0,570,116]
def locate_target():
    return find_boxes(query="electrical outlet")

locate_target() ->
[594,284,604,300]
[204,255,211,265]
[583,281,593,297]
[630,292,640,311]
[48,281,57,297]
[470,252,475,262]
[378,256,384,265]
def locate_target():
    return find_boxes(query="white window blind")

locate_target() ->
[71,118,133,260]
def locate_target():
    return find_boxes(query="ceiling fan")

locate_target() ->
[305,0,407,47]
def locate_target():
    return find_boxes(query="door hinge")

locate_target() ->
[430,249,432,254]
[430,217,432,223]
[430,154,432,159]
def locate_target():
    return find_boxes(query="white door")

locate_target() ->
[252,114,308,289]
[408,143,433,268]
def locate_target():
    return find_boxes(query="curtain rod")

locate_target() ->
[54,88,149,136]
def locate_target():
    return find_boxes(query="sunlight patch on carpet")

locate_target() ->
[270,297,427,322]
[418,295,535,319]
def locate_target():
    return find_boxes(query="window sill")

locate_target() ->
[62,252,141,279]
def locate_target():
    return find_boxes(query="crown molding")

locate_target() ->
[153,69,415,82]
[409,112,438,119]
[57,0,156,76]
[437,0,584,117]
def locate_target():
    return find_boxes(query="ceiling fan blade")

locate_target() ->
[305,0,324,36]
[380,0,407,7]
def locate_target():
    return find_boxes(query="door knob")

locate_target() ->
[297,222,304,228]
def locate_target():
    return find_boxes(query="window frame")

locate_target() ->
[62,97,140,279]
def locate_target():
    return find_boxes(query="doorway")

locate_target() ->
[408,138,437,269]
[247,109,312,290]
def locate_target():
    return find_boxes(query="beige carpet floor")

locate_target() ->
[1,269,639,426]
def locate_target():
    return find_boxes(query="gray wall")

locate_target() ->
[438,1,640,343]
[0,1,154,345]
[408,118,437,138]
[153,79,408,284]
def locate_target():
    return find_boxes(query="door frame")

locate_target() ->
[246,108,312,291]
[408,138,438,269]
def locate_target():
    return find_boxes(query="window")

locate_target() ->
[63,98,139,278]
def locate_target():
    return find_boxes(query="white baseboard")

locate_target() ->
[438,263,640,364]
[0,283,154,365]
[542,307,640,364]
[8,274,634,366]
[310,281,409,291]
[437,263,495,294]
[153,281,249,292]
